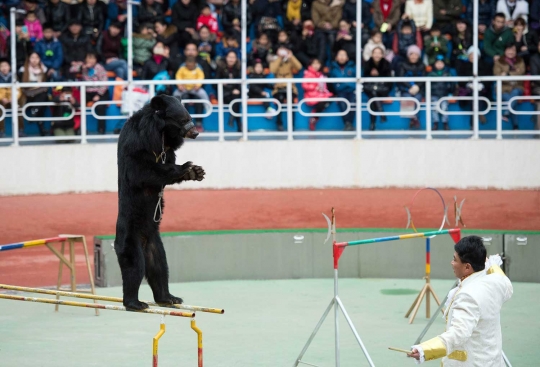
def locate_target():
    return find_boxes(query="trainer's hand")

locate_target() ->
[407,348,420,360]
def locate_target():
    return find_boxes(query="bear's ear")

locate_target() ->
[174,95,182,103]
[151,95,168,113]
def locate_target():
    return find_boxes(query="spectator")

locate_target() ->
[247,61,276,122]
[20,51,49,136]
[107,0,137,32]
[216,34,241,64]
[155,19,182,64]
[311,0,344,49]
[194,26,217,68]
[215,50,242,131]
[44,0,71,39]
[24,11,43,43]
[51,86,79,139]
[333,19,356,62]
[513,17,539,65]
[182,41,212,81]
[296,19,326,68]
[484,13,514,63]
[252,0,282,43]
[342,0,372,45]
[302,58,333,131]
[392,19,419,69]
[329,49,355,131]
[97,22,128,80]
[496,0,528,27]
[222,0,251,38]
[15,20,33,69]
[530,40,540,131]
[60,19,91,80]
[269,46,302,130]
[0,59,23,138]
[428,55,453,130]
[403,0,433,33]
[450,19,473,68]
[139,0,164,25]
[283,0,309,36]
[466,0,495,34]
[363,46,392,130]
[133,23,157,69]
[171,0,198,41]
[17,0,46,25]
[142,42,174,92]
[363,29,385,62]
[174,57,209,131]
[196,4,218,35]
[250,33,274,68]
[397,45,425,129]
[34,23,63,81]
[433,0,462,34]
[275,30,297,53]
[493,43,525,129]
[78,0,106,43]
[530,0,540,33]
[81,51,109,134]
[373,0,402,48]
[424,25,449,65]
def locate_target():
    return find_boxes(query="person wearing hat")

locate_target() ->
[428,55,453,130]
[34,23,63,81]
[59,19,92,80]
[397,44,425,129]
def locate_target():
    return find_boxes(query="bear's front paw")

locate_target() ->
[183,165,205,181]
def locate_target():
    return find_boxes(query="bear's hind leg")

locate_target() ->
[116,238,148,310]
[145,236,183,305]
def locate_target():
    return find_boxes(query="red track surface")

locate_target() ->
[1,189,539,287]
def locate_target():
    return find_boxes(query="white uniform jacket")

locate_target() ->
[416,265,513,366]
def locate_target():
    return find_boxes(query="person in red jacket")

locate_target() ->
[302,58,333,130]
[196,4,219,35]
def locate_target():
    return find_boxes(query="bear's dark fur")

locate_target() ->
[115,95,205,310]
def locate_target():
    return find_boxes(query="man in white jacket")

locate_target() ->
[408,235,513,366]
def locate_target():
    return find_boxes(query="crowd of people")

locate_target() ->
[0,0,539,137]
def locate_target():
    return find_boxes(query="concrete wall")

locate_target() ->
[94,230,512,287]
[1,140,540,195]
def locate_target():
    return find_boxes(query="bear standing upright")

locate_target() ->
[115,95,205,310]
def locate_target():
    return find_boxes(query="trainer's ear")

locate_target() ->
[151,95,167,113]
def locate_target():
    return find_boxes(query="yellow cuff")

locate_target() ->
[487,265,506,276]
[420,337,447,361]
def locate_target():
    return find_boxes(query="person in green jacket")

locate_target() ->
[424,25,449,65]
[483,13,514,63]
[132,23,157,70]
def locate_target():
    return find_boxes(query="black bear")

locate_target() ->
[115,95,205,310]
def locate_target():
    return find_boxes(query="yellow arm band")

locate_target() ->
[487,265,506,276]
[420,337,447,361]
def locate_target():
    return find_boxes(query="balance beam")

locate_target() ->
[0,284,224,314]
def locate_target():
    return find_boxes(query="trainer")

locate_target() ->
[408,235,513,366]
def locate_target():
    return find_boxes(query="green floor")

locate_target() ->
[0,278,538,367]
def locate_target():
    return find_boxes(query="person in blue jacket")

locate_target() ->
[329,49,356,131]
[34,23,63,81]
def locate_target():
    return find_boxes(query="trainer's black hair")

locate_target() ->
[454,236,486,272]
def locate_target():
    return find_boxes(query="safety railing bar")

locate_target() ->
[0,104,5,121]
[90,101,130,120]
[180,99,213,118]
[435,97,491,116]
[18,136,83,142]
[499,130,540,135]
[228,98,283,117]
[297,98,351,117]
[0,138,15,142]
[22,102,76,121]
[292,131,358,136]
[508,96,540,115]
[366,97,421,116]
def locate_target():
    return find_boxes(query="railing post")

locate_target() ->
[496,79,502,140]
[80,85,87,144]
[425,80,432,139]
[127,1,137,118]
[355,0,362,140]
[287,82,293,141]
[218,83,225,142]
[240,0,247,140]
[472,0,479,140]
[10,8,20,146]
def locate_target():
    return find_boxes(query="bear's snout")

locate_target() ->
[185,126,199,139]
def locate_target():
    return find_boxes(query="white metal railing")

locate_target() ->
[297,98,351,117]
[180,99,213,118]
[22,102,76,121]
[229,98,282,118]
[435,97,491,116]
[367,97,421,116]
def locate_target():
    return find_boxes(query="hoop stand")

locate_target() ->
[404,238,441,324]
[293,209,375,367]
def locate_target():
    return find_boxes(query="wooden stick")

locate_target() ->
[54,242,65,312]
[80,236,99,316]
[388,347,411,354]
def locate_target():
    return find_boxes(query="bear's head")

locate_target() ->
[151,95,199,139]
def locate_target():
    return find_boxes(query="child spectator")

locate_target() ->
[392,19,418,69]
[20,51,49,136]
[216,34,241,65]
[81,51,109,134]
[333,19,356,62]
[403,0,433,32]
[174,57,209,131]
[98,22,128,80]
[142,42,174,94]
[24,11,43,43]
[450,20,473,68]
[60,19,91,80]
[329,49,355,131]
[215,50,242,131]
[269,46,302,130]
[275,30,297,54]
[197,4,219,35]
[363,29,386,62]
[373,0,402,48]
[195,26,217,68]
[51,86,79,139]
[513,18,539,66]
[296,20,326,68]
[171,0,199,40]
[249,33,273,68]
[428,55,453,130]
[363,46,392,130]
[79,0,106,43]
[0,59,23,137]
[133,23,157,69]
[397,45,425,129]
[34,23,63,81]
[138,0,164,25]
[44,0,72,39]
[302,58,333,131]
[424,25,448,65]
[493,43,525,129]
[247,61,276,123]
